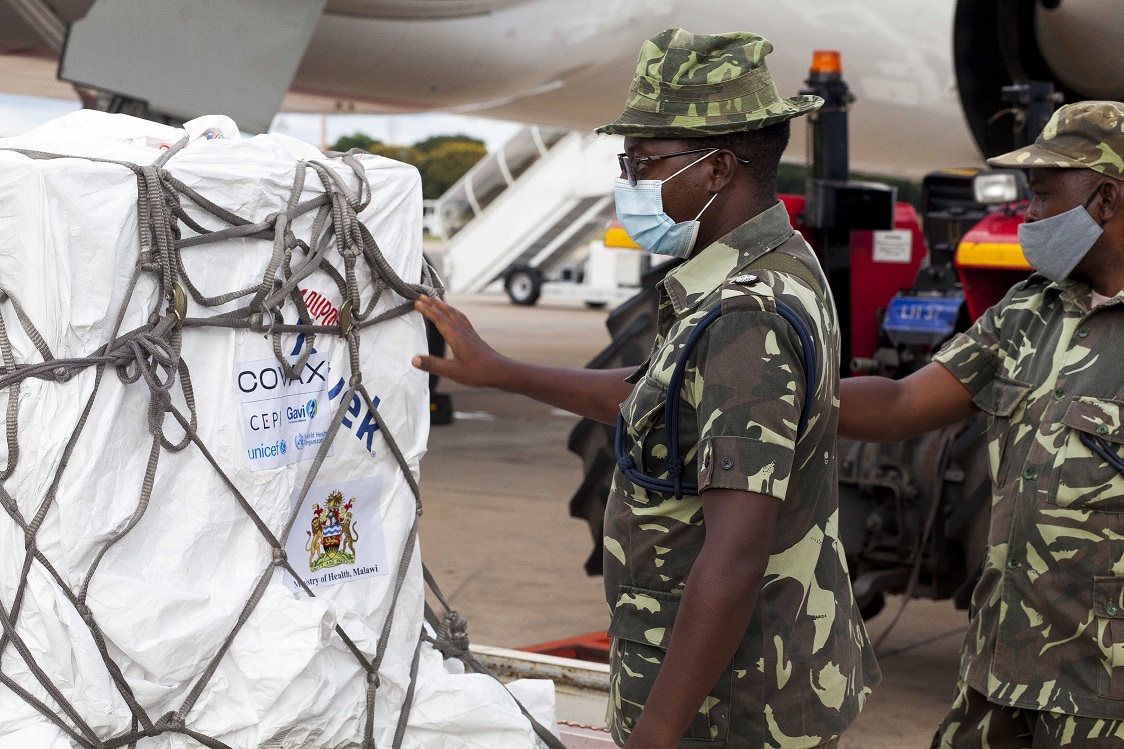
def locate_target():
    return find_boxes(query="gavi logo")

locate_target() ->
[286,397,321,424]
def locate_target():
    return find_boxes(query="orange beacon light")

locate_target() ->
[810,50,842,75]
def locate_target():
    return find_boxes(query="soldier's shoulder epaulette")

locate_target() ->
[717,271,778,315]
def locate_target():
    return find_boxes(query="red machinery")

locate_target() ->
[956,208,1032,320]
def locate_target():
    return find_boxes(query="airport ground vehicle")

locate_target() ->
[500,229,650,309]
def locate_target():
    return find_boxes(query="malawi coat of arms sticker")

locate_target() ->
[285,475,389,592]
[307,490,359,570]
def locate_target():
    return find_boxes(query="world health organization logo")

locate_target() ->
[295,433,306,450]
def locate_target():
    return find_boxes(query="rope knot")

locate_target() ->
[112,332,180,395]
[136,251,159,272]
[149,711,183,736]
[367,669,380,687]
[435,611,470,658]
[666,459,684,478]
[272,547,287,566]
[248,309,278,335]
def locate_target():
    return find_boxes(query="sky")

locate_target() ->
[272,111,524,152]
[0,93,526,152]
[0,93,80,136]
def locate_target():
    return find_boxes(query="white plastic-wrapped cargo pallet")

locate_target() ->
[0,111,557,749]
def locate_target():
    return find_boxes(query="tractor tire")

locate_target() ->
[567,260,682,575]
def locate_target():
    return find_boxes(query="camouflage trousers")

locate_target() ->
[932,681,1124,748]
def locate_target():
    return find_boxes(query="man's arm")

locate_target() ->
[623,488,779,749]
[839,362,979,443]
[411,295,634,424]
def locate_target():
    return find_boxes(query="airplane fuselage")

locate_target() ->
[1,0,1120,177]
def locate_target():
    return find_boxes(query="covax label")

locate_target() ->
[233,353,334,471]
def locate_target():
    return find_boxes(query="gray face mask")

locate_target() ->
[1018,184,1105,283]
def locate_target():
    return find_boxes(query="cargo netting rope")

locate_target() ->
[0,143,564,749]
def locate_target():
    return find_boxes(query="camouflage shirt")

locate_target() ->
[604,201,880,748]
[934,273,1124,718]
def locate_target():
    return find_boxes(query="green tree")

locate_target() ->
[417,140,487,199]
[327,132,487,200]
[369,143,424,166]
[330,132,380,153]
[413,134,484,154]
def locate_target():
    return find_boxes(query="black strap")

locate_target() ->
[615,250,825,499]
[1080,432,1124,477]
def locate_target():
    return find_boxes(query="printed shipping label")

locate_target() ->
[285,475,389,592]
[234,353,334,471]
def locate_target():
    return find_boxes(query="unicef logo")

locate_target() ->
[295,433,305,450]
[278,439,287,455]
[306,399,318,419]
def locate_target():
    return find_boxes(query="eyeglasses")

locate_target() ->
[616,147,719,187]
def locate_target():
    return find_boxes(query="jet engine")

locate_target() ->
[955,0,1124,159]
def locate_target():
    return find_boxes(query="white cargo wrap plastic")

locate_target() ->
[0,111,554,749]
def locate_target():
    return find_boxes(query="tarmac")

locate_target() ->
[417,293,964,749]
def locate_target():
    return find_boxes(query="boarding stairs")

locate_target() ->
[436,126,623,295]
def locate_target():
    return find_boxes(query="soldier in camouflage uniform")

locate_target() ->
[414,28,879,749]
[839,101,1124,748]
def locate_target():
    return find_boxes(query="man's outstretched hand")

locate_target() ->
[411,295,507,389]
[412,294,634,424]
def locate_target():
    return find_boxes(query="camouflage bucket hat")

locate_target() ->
[987,100,1124,181]
[596,28,823,138]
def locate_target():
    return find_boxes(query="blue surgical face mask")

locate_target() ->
[614,150,720,259]
[1018,184,1105,283]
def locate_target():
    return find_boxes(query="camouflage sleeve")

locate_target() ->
[688,309,803,500]
[932,289,1016,397]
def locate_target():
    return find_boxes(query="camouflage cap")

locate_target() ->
[596,28,823,138]
[987,100,1124,181]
